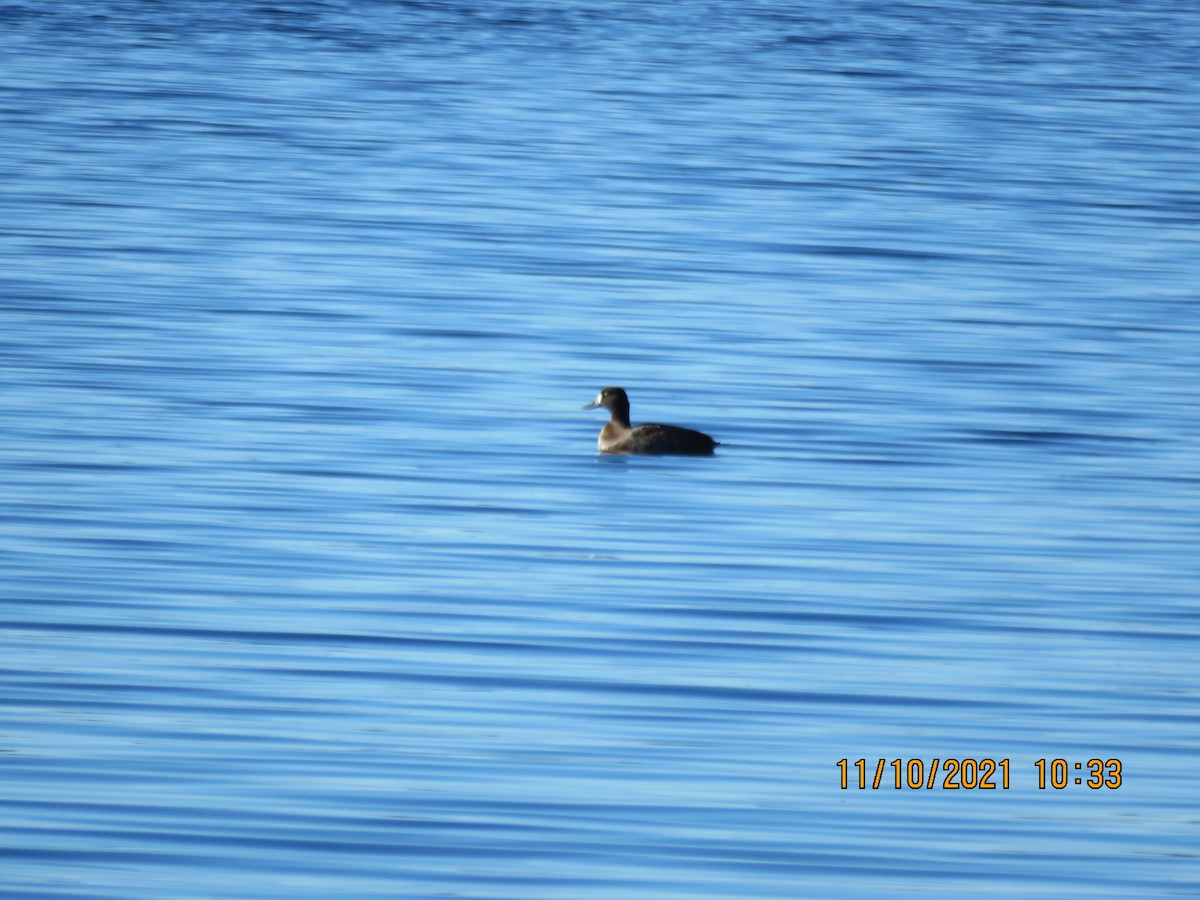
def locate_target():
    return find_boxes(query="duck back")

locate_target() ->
[617,423,717,455]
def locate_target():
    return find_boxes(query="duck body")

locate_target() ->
[583,387,718,456]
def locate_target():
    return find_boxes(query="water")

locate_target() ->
[2,1,1198,897]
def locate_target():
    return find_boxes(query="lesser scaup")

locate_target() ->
[582,387,718,456]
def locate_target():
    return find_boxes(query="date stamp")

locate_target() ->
[835,758,1123,790]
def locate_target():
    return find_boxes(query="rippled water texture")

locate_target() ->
[2,1,1199,897]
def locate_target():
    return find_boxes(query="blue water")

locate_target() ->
[2,1,1199,897]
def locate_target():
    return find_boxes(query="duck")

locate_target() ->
[582,387,718,456]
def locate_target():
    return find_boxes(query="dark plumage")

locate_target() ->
[582,387,718,456]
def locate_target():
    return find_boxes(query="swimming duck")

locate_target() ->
[582,387,718,456]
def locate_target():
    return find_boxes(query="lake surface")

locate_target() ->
[2,1,1198,897]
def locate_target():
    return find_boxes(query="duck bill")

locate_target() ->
[581,399,601,410]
